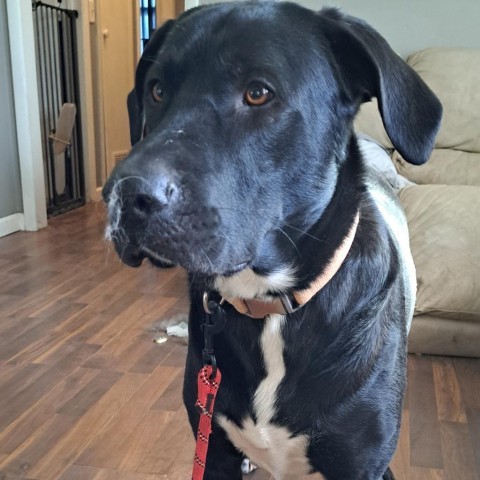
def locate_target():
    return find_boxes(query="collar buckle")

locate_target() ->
[279,293,301,315]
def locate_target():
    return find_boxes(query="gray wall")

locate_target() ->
[198,0,480,57]
[0,0,23,218]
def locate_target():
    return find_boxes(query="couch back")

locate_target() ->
[355,47,480,186]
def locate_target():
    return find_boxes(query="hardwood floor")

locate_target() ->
[0,203,479,480]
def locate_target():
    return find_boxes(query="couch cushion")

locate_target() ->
[408,315,480,358]
[399,185,480,321]
[407,47,480,153]
[393,149,480,186]
[354,99,393,150]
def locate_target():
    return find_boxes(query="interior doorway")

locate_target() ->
[97,0,136,178]
[93,0,184,191]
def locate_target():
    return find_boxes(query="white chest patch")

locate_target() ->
[215,266,296,300]
[217,315,314,479]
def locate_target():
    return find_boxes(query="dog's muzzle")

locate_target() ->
[102,164,232,273]
[102,174,183,267]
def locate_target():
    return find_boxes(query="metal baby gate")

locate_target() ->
[32,1,85,216]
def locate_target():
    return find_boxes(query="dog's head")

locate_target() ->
[103,1,441,283]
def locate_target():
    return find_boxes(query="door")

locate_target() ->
[98,0,136,176]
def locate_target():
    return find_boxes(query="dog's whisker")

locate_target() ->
[282,224,330,244]
[201,249,214,271]
[276,227,301,256]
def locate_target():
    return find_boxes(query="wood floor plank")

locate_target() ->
[151,368,184,411]
[0,364,50,429]
[0,367,98,455]
[93,470,166,480]
[28,372,149,480]
[160,344,189,368]
[73,365,181,470]
[82,297,178,372]
[1,302,87,364]
[0,414,78,478]
[433,357,467,423]
[135,406,193,475]
[33,342,101,368]
[408,356,444,469]
[454,358,480,409]
[75,409,174,471]
[411,467,444,480]
[390,409,410,480]
[6,308,93,367]
[57,371,123,417]
[465,407,480,479]
[129,338,178,374]
[56,464,100,480]
[0,360,86,434]
[440,421,478,480]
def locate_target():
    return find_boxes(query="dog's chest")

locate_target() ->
[217,315,315,479]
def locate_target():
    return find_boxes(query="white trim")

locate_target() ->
[6,0,47,232]
[184,0,199,10]
[0,214,25,238]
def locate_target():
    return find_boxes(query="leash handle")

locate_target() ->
[192,362,222,479]
[191,295,226,480]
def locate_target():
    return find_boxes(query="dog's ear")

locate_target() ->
[127,19,177,146]
[127,89,143,146]
[319,9,442,165]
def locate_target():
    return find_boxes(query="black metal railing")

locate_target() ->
[32,1,85,216]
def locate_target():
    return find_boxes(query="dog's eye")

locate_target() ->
[152,83,164,102]
[245,83,273,106]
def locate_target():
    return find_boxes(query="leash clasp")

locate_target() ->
[201,292,227,375]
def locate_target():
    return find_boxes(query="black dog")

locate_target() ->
[103,2,442,479]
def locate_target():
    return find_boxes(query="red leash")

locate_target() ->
[191,294,226,480]
[192,365,222,480]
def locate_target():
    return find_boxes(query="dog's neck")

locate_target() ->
[215,210,360,318]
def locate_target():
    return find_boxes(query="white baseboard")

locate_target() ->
[0,213,25,238]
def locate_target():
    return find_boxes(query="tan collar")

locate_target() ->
[224,211,360,318]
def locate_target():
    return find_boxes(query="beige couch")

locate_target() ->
[356,47,480,358]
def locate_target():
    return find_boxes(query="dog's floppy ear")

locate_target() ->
[319,9,442,165]
[127,19,176,146]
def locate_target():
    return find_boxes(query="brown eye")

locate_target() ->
[152,82,163,102]
[245,83,273,106]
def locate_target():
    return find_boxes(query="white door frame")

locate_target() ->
[5,0,48,234]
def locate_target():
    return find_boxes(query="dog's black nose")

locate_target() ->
[103,173,181,218]
[129,180,180,216]
[127,177,179,213]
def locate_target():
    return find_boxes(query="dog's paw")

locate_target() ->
[241,458,257,475]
